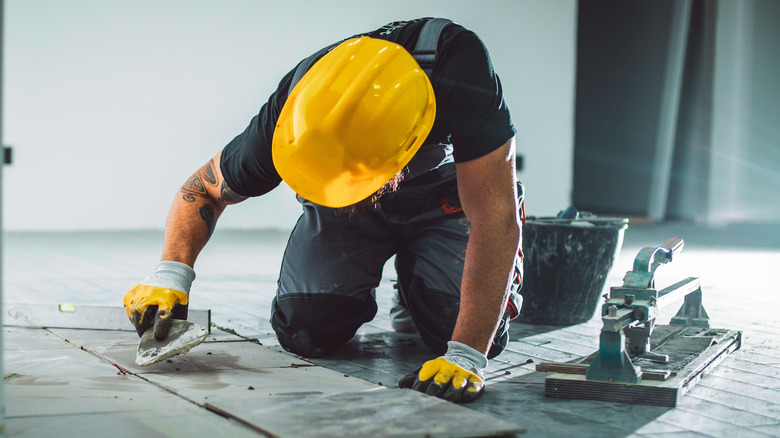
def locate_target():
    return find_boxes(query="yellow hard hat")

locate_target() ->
[272,36,436,208]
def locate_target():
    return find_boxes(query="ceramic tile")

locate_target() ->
[2,327,74,351]
[207,388,523,438]
[5,405,262,438]
[4,226,780,438]
[47,328,312,375]
[4,344,121,378]
[5,374,186,417]
[139,366,381,406]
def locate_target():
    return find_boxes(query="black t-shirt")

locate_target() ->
[221,18,516,197]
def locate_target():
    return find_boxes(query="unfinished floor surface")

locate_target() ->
[3,222,780,437]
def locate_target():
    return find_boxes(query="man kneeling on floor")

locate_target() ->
[123,17,523,403]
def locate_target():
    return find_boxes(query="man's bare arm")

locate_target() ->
[453,138,521,355]
[162,150,247,267]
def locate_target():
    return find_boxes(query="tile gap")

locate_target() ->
[696,378,780,406]
[204,403,277,438]
[682,394,780,423]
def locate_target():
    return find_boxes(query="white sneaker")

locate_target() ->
[390,290,417,333]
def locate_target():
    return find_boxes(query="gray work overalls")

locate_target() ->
[270,19,522,358]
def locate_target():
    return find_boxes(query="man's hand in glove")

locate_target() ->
[123,261,195,341]
[398,341,487,403]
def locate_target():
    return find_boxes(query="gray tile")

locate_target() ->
[677,397,780,428]
[750,423,780,436]
[5,374,186,417]
[708,363,780,389]
[683,382,780,420]
[652,410,774,438]
[5,227,780,438]
[504,339,584,362]
[2,327,74,351]
[5,405,263,438]
[627,419,688,436]
[203,327,252,343]
[207,388,523,438]
[517,334,599,357]
[462,371,672,438]
[305,331,432,386]
[140,366,381,406]
[629,433,710,438]
[3,333,193,418]
[47,328,312,375]
[4,344,120,378]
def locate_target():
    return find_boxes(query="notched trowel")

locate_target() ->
[136,319,209,366]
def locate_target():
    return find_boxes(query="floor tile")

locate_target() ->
[5,405,262,438]
[2,326,74,351]
[207,388,523,438]
[4,225,780,438]
[6,374,186,418]
[46,327,312,375]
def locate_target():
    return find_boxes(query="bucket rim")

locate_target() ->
[525,216,629,228]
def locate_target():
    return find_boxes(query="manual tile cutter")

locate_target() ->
[536,237,742,406]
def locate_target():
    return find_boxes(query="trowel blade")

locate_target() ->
[136,319,209,366]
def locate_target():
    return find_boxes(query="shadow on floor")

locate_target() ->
[509,322,578,341]
[307,331,431,386]
[310,328,673,438]
[476,372,672,438]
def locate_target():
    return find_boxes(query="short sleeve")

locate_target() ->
[432,29,515,162]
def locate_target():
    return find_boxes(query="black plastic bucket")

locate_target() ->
[518,216,628,325]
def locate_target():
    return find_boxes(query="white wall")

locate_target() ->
[3,0,577,231]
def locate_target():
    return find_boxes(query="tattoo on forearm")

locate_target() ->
[199,204,217,240]
[181,174,209,203]
[219,181,247,204]
[203,159,219,187]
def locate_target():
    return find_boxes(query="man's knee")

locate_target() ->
[270,294,377,357]
[275,327,331,358]
[402,279,460,356]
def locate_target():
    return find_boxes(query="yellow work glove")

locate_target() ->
[123,261,195,341]
[399,341,487,403]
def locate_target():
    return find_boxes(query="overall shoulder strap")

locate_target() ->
[412,18,453,77]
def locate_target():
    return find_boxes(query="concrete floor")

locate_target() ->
[2,221,780,437]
